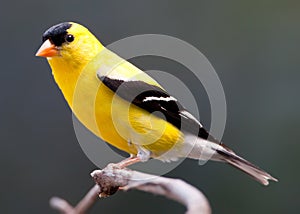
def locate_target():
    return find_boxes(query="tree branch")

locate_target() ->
[50,164,211,214]
[50,185,100,214]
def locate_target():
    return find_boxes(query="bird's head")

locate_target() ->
[36,22,104,71]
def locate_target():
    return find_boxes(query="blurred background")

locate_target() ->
[0,0,299,213]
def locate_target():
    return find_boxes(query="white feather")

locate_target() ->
[143,96,177,102]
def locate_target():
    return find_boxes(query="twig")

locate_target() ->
[50,163,211,214]
[50,185,100,214]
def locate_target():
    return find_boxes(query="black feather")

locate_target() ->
[42,22,72,46]
[98,76,219,143]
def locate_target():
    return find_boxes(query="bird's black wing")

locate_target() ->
[98,75,219,143]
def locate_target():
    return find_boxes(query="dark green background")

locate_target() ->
[0,0,298,213]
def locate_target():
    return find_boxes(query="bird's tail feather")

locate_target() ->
[215,145,278,185]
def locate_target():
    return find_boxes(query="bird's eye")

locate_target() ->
[65,34,74,42]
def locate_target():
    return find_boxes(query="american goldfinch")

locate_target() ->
[36,22,277,185]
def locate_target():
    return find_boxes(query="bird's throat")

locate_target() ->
[48,57,83,107]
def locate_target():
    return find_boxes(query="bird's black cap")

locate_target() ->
[42,22,72,46]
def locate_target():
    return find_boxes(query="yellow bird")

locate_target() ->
[36,22,277,185]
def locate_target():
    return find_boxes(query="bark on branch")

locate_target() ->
[50,164,211,214]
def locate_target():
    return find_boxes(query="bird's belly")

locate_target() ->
[72,79,183,157]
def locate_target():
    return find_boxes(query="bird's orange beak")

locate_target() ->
[35,39,59,57]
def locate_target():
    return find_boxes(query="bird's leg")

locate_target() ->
[114,156,141,168]
[112,146,151,168]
